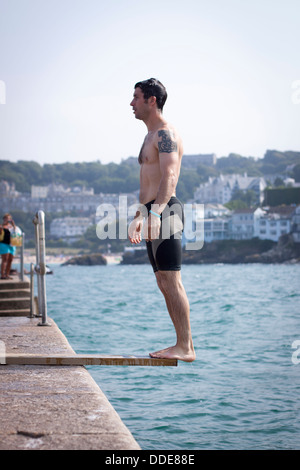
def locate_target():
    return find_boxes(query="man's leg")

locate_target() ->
[150,270,195,362]
[1,254,8,279]
[5,254,13,278]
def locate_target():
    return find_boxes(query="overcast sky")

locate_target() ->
[0,0,299,165]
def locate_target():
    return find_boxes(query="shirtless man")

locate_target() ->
[128,78,195,362]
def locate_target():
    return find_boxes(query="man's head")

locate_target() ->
[3,214,12,224]
[134,78,167,112]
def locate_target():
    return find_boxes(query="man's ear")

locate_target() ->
[149,95,157,107]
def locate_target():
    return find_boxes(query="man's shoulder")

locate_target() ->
[156,122,177,134]
[155,125,181,155]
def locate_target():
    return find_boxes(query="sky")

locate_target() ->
[0,0,299,165]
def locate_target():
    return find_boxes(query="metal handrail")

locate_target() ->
[29,262,35,318]
[20,231,24,281]
[33,210,51,326]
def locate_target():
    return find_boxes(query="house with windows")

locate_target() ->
[182,203,231,246]
[204,218,229,242]
[254,206,295,242]
[291,206,300,242]
[182,204,298,247]
[193,173,267,205]
[229,208,266,240]
[50,217,93,242]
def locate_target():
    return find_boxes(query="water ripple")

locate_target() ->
[44,263,300,450]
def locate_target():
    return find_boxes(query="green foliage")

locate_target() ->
[196,163,218,181]
[224,200,248,210]
[293,163,300,182]
[1,149,299,204]
[73,222,127,252]
[216,153,262,176]
[264,187,300,206]
[176,167,200,201]
[260,150,300,175]
[231,189,258,206]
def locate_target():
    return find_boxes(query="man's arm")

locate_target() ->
[152,129,179,213]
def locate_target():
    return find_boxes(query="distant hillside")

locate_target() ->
[1,149,299,203]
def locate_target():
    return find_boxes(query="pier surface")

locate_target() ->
[0,275,140,450]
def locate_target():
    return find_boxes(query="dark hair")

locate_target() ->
[134,78,167,111]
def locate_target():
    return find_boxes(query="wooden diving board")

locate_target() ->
[3,354,178,367]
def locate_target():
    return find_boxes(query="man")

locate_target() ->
[128,78,195,362]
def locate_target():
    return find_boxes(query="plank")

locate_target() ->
[3,353,178,367]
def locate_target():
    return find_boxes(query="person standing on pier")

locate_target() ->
[128,78,195,362]
[0,214,16,279]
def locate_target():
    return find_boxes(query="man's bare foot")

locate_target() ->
[149,345,196,362]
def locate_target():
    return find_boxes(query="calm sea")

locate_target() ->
[42,262,299,450]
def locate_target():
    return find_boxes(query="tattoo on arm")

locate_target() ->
[158,130,178,153]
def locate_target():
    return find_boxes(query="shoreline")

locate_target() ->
[19,254,122,266]
[16,234,300,267]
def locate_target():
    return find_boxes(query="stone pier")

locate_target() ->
[0,275,140,450]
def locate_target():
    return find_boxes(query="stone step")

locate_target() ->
[0,297,30,311]
[0,309,31,317]
[0,280,30,291]
[0,289,30,299]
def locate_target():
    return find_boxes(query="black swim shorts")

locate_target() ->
[145,196,184,272]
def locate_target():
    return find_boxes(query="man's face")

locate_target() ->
[130,87,149,120]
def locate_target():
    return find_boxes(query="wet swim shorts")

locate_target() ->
[145,196,184,272]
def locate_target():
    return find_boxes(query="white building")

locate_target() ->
[255,215,291,242]
[181,203,297,245]
[204,203,231,218]
[230,208,266,240]
[204,218,229,242]
[50,217,93,240]
[194,174,267,205]
[0,180,19,197]
[254,206,295,242]
[203,204,231,242]
[182,203,230,246]
[292,206,300,242]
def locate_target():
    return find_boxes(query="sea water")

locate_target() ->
[43,263,300,450]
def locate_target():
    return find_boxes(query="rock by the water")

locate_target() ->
[62,253,107,266]
[246,234,300,264]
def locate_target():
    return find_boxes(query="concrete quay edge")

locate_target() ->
[0,316,141,450]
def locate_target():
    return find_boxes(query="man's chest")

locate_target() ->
[139,135,158,164]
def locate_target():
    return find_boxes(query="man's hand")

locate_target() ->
[144,214,161,242]
[128,217,143,244]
